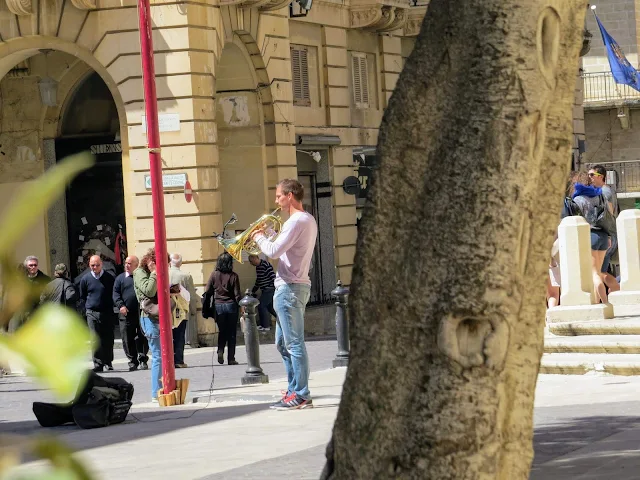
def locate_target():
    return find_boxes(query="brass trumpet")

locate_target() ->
[215,208,282,263]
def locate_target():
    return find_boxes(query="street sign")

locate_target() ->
[184,180,193,203]
[144,173,187,190]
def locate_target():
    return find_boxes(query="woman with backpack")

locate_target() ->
[570,171,617,304]
[204,252,242,366]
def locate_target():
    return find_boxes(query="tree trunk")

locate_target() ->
[322,1,587,478]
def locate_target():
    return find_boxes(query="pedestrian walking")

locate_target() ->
[251,178,318,410]
[248,254,277,331]
[169,253,197,367]
[133,248,162,402]
[588,165,620,293]
[79,255,116,372]
[113,256,149,371]
[205,253,241,366]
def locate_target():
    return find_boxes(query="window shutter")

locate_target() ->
[291,46,311,107]
[352,53,369,109]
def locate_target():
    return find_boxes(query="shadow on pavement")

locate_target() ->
[531,415,640,479]
[1,402,267,452]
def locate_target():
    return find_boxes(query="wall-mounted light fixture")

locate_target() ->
[38,50,58,107]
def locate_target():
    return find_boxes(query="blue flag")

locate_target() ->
[595,13,640,92]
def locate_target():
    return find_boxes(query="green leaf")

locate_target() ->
[4,304,95,398]
[0,152,94,255]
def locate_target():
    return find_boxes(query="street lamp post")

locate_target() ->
[137,0,176,394]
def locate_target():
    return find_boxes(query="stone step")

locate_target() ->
[548,317,640,336]
[540,353,640,375]
[544,335,640,354]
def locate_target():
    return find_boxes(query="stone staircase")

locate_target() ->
[542,317,640,375]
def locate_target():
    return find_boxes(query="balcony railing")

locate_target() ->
[582,72,640,106]
[585,161,640,195]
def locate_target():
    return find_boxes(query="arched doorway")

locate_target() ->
[0,48,127,277]
[216,39,269,286]
[55,71,126,279]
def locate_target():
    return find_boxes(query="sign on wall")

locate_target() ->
[144,173,187,190]
[141,113,181,133]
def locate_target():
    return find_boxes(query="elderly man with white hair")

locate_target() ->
[169,253,198,367]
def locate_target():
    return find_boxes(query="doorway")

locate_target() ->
[54,72,126,279]
[299,173,324,304]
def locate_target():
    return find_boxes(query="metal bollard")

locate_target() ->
[240,289,269,385]
[331,280,350,368]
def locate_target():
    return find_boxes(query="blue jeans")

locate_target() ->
[140,316,162,400]
[258,288,277,328]
[274,283,311,399]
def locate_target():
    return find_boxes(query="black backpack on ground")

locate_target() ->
[32,371,134,429]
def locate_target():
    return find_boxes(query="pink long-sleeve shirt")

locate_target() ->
[255,211,318,287]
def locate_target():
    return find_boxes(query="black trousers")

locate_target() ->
[86,309,115,368]
[215,303,238,361]
[119,312,149,366]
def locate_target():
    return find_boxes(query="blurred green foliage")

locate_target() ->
[0,152,97,480]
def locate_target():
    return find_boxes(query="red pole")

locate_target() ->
[137,0,175,395]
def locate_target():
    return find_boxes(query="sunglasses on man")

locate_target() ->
[588,172,603,177]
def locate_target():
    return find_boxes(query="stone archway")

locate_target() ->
[0,37,131,272]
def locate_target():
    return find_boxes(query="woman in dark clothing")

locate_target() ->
[205,252,241,365]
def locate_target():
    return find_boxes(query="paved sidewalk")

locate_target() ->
[5,357,640,479]
[5,367,346,479]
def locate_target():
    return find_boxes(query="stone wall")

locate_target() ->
[583,0,639,72]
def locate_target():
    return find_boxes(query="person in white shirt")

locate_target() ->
[252,178,318,410]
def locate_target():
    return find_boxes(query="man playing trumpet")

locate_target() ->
[251,179,318,410]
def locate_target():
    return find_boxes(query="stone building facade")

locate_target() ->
[0,0,427,342]
[581,0,640,209]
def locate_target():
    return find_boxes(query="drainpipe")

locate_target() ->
[137,0,176,394]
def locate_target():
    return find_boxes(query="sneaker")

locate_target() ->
[228,360,239,366]
[261,327,271,332]
[92,365,104,372]
[217,351,224,365]
[128,363,138,372]
[257,326,265,331]
[140,362,148,370]
[106,364,114,371]
[175,363,188,368]
[151,398,159,404]
[270,391,294,409]
[273,394,313,411]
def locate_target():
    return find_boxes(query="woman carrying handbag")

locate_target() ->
[204,253,241,366]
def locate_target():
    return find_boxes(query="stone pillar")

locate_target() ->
[609,210,640,315]
[547,216,613,322]
[96,6,224,345]
[322,26,350,128]
[379,35,402,108]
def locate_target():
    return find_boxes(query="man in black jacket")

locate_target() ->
[113,256,148,371]
[79,255,116,372]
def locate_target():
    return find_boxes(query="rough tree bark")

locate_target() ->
[321,0,587,478]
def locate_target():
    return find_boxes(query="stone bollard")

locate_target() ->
[331,280,350,368]
[609,209,640,316]
[547,216,613,322]
[240,289,269,385]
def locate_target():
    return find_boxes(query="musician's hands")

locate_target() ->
[251,229,265,241]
